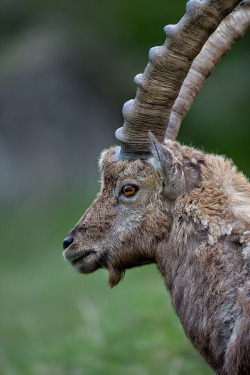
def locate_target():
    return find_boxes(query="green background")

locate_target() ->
[0,0,249,374]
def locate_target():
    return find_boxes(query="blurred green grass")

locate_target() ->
[0,189,213,375]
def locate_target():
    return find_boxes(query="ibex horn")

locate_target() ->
[166,0,250,141]
[115,0,243,159]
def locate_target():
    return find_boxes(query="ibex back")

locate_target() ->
[63,1,250,374]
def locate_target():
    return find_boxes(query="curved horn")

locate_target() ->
[166,0,250,141]
[115,0,242,159]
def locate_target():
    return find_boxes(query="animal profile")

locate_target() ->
[63,1,250,374]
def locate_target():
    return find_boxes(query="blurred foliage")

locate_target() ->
[0,0,186,42]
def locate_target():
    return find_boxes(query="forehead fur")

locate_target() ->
[99,147,161,188]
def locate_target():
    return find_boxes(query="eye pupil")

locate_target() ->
[124,186,134,194]
[122,185,137,196]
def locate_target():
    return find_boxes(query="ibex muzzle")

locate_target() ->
[63,1,250,374]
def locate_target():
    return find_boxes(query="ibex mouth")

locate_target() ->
[65,249,96,264]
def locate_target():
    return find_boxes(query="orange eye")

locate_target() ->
[121,185,138,197]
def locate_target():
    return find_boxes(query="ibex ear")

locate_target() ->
[148,132,185,198]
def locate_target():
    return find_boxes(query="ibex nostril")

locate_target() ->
[63,236,74,250]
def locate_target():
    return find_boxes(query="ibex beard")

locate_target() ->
[63,136,250,373]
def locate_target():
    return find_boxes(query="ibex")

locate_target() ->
[63,0,250,374]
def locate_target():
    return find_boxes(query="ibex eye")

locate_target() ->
[121,185,138,197]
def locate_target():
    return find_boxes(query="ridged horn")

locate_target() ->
[166,0,250,141]
[115,0,242,159]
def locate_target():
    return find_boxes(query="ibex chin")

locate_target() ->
[63,0,250,373]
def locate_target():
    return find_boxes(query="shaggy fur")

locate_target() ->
[63,139,250,375]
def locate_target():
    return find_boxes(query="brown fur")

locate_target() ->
[63,140,250,375]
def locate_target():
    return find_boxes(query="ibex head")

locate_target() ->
[63,137,205,287]
[63,1,250,374]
